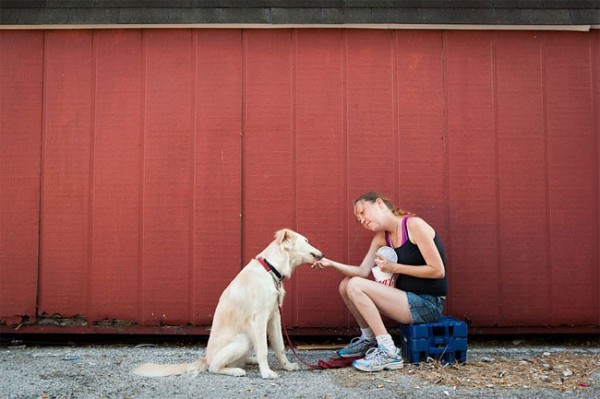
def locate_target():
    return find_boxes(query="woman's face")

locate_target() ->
[353,200,384,231]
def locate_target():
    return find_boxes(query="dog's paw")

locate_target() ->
[283,362,300,371]
[229,368,247,377]
[222,367,247,377]
[210,367,246,377]
[261,369,279,379]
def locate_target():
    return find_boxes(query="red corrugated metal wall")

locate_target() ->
[1,29,598,333]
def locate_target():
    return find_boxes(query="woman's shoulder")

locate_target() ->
[406,216,435,237]
[405,215,424,226]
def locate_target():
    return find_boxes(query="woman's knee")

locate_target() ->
[338,276,351,297]
[345,276,366,299]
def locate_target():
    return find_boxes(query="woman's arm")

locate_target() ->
[313,257,371,278]
[312,233,385,278]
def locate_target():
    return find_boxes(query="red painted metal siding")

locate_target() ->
[1,29,598,333]
[92,30,143,324]
[0,31,43,326]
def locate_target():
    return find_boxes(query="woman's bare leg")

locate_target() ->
[345,277,412,336]
[339,277,370,329]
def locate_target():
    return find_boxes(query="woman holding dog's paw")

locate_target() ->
[312,192,447,372]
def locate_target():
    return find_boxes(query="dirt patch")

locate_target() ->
[332,352,600,392]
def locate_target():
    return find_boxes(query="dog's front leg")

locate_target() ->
[252,314,278,379]
[268,309,300,372]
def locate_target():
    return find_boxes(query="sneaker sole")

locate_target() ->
[352,361,404,372]
[337,351,367,358]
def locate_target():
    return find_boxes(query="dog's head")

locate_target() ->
[275,229,324,267]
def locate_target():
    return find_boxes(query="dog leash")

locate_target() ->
[281,315,362,370]
[257,257,327,370]
[280,309,320,370]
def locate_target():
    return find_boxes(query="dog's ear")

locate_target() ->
[275,229,292,244]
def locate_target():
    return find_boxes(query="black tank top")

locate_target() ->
[386,217,448,296]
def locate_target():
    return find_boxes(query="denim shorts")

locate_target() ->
[406,293,445,324]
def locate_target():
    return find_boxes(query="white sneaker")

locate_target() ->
[352,345,404,372]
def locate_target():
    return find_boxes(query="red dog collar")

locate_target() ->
[256,257,284,281]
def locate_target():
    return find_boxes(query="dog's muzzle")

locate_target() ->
[312,252,324,261]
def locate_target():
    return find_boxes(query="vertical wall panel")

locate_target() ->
[142,30,194,326]
[495,32,550,326]
[0,31,43,324]
[395,31,446,221]
[192,30,242,325]
[594,31,600,327]
[544,32,598,325]
[294,29,346,327]
[445,32,499,326]
[242,30,294,253]
[38,31,94,317]
[90,30,143,322]
[243,30,296,323]
[345,30,396,280]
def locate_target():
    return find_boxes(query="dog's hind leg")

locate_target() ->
[209,334,251,377]
[268,309,300,371]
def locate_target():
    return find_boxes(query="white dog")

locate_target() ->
[132,229,323,379]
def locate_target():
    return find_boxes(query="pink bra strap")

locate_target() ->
[385,216,410,248]
[401,216,410,245]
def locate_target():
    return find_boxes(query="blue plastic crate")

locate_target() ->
[425,337,468,364]
[401,316,468,340]
[402,337,429,364]
[399,316,468,364]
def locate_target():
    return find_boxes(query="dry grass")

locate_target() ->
[332,352,600,391]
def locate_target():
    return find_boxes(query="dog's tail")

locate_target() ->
[132,358,208,377]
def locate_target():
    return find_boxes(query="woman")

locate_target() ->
[312,192,447,372]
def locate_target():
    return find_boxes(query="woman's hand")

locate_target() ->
[311,257,333,269]
[374,254,396,273]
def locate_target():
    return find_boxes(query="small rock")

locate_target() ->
[480,356,495,363]
[563,369,573,377]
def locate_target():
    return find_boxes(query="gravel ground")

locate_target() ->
[1,337,599,399]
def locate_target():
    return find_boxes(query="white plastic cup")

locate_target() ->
[372,246,398,286]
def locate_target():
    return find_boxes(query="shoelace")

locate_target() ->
[363,347,381,360]
[349,336,366,345]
